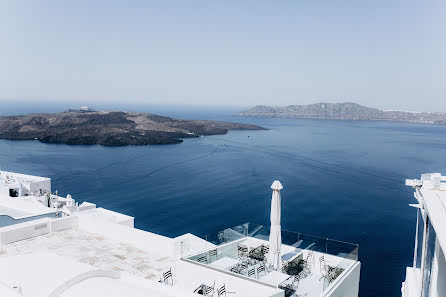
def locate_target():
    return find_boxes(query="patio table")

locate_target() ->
[259,270,291,287]
[282,250,303,262]
[208,257,240,270]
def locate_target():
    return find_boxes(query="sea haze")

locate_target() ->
[1,106,446,297]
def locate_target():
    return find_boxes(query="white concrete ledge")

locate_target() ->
[0,218,50,246]
[0,216,79,247]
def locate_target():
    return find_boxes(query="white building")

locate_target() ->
[403,173,446,297]
[0,171,57,228]
[0,171,361,297]
[0,171,51,198]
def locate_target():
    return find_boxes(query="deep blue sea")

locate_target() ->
[1,104,446,297]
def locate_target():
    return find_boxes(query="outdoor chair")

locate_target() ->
[229,262,248,275]
[247,267,256,278]
[292,273,302,290]
[319,255,330,273]
[300,251,314,277]
[261,244,269,261]
[308,250,314,264]
[162,268,173,286]
[237,244,248,260]
[319,255,332,282]
[209,249,218,261]
[238,262,248,275]
[230,265,239,274]
[257,263,267,276]
[198,255,208,264]
[204,281,215,296]
[217,284,227,297]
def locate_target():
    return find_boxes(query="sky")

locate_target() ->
[0,0,445,111]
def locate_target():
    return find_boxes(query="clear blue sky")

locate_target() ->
[0,0,445,111]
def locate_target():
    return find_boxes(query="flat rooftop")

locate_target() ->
[0,196,56,223]
[1,227,174,281]
[0,217,284,297]
[0,253,185,297]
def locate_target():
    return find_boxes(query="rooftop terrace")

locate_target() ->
[2,227,175,280]
[0,217,285,297]
[182,223,359,297]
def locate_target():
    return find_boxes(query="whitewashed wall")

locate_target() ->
[29,179,51,195]
[0,184,9,197]
[429,239,446,297]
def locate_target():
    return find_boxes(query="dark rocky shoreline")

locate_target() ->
[0,111,266,146]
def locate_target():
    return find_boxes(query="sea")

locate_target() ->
[1,103,446,297]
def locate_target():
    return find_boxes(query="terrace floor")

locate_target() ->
[186,236,356,297]
[0,228,175,281]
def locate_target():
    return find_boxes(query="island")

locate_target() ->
[0,111,266,146]
[238,102,446,125]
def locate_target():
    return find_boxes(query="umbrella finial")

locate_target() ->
[271,180,283,190]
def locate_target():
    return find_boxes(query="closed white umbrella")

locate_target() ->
[267,180,283,270]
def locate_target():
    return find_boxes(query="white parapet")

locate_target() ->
[0,216,79,248]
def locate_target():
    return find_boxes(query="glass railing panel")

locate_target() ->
[192,222,358,260]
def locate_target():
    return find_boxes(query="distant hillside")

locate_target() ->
[238,102,446,124]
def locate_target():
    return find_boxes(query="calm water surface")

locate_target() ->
[1,107,446,297]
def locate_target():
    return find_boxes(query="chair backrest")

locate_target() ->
[238,244,248,257]
[261,244,269,254]
[163,268,172,285]
[305,251,313,267]
[239,262,248,271]
[198,255,208,264]
[209,249,217,257]
[230,265,239,273]
[257,264,265,274]
[294,274,301,283]
[319,255,328,273]
[205,281,215,296]
[217,284,226,297]
[163,269,172,279]
[247,268,255,278]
